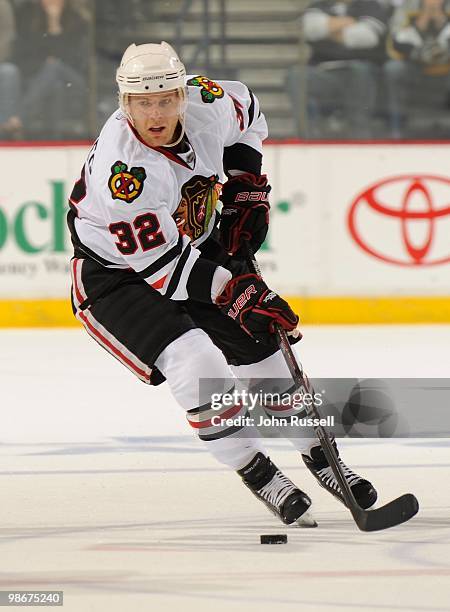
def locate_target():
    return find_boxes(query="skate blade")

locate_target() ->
[291,510,318,528]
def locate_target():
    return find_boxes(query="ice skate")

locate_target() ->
[238,452,317,527]
[302,439,377,509]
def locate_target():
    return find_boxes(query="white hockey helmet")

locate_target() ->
[116,41,187,145]
[116,41,186,96]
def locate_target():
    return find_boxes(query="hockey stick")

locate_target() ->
[244,243,419,531]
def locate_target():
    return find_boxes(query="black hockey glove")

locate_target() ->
[220,173,271,257]
[216,273,300,346]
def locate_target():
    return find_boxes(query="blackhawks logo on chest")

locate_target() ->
[108,161,147,203]
[173,174,221,240]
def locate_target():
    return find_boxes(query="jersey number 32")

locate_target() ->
[109,212,165,255]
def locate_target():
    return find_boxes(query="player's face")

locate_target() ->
[127,91,182,147]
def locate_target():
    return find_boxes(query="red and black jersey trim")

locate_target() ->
[165,243,193,298]
[247,87,256,127]
[138,233,184,280]
[67,209,117,268]
[186,386,248,441]
[152,143,195,170]
[69,165,87,209]
[186,257,218,303]
[128,120,195,170]
[223,143,262,177]
[197,424,245,441]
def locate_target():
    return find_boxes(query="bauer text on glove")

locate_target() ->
[215,273,299,346]
[219,173,270,256]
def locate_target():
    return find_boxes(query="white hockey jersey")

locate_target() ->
[68,76,268,301]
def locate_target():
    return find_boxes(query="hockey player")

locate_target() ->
[68,41,377,526]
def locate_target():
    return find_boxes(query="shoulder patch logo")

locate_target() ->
[187,76,224,103]
[108,161,147,203]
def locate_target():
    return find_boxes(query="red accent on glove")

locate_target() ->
[220,173,271,256]
[216,274,299,346]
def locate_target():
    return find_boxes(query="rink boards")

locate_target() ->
[0,141,449,325]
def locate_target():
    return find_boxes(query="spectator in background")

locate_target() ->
[294,0,388,138]
[14,0,90,139]
[95,0,156,127]
[0,0,22,140]
[384,0,450,138]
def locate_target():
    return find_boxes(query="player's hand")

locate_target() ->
[219,173,270,257]
[216,273,299,346]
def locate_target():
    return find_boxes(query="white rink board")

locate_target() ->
[1,143,449,298]
[259,144,450,294]
[0,146,86,298]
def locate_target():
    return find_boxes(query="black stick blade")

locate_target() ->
[243,243,420,535]
[355,494,419,532]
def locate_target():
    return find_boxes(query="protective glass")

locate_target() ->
[126,90,186,119]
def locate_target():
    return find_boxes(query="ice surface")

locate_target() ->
[1,326,449,611]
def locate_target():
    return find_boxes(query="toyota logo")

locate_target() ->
[348,175,450,266]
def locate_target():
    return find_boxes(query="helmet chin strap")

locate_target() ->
[161,117,185,148]
[120,95,136,127]
[161,88,187,148]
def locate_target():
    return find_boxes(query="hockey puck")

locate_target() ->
[260,534,288,545]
